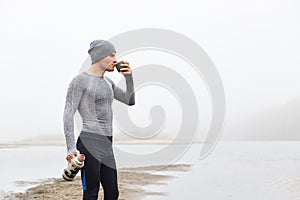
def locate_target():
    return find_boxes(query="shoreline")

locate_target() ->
[1,140,298,149]
[12,164,191,200]
[0,140,205,148]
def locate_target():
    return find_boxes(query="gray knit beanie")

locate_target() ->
[88,40,116,64]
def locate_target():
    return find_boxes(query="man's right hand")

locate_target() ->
[66,150,80,164]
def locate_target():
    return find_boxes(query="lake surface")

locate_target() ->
[1,141,300,199]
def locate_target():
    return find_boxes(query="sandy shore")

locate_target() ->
[12,164,191,200]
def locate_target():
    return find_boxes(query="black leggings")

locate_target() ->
[77,135,119,200]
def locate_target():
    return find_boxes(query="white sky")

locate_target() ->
[0,0,299,142]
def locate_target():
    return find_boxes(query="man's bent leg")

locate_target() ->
[100,163,119,200]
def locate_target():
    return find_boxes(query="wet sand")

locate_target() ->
[13,164,191,200]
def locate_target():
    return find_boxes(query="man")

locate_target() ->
[63,40,135,200]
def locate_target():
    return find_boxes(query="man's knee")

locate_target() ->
[104,187,119,200]
[83,187,99,200]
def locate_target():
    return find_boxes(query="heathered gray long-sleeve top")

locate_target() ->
[63,72,135,155]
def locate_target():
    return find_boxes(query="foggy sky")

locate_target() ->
[0,0,299,143]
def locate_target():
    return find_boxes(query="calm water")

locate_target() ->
[144,141,300,200]
[1,141,300,199]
